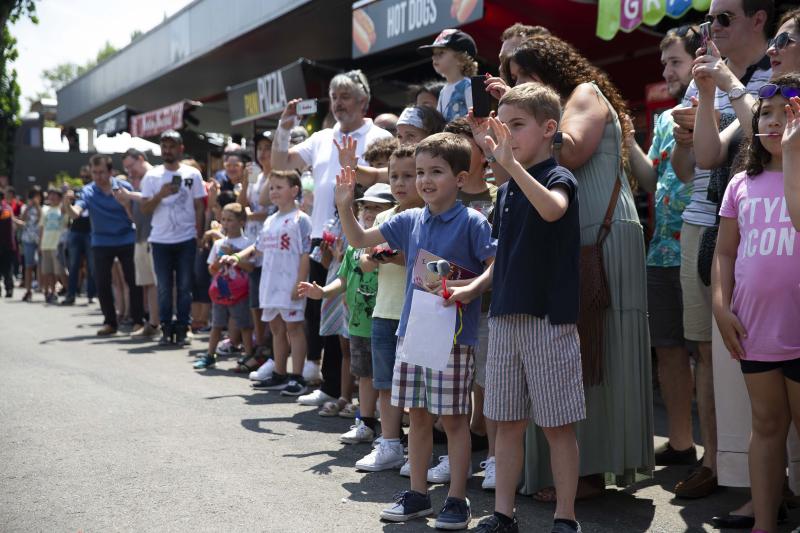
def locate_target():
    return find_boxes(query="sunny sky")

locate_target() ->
[11,0,193,111]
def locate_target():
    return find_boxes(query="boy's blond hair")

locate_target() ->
[415,132,471,175]
[222,202,247,223]
[498,82,562,127]
[454,50,478,77]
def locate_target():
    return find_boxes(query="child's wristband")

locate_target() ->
[232,253,241,263]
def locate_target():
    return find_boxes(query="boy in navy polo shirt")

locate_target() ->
[448,83,585,533]
[334,132,495,530]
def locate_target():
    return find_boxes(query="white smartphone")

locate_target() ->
[296,99,318,116]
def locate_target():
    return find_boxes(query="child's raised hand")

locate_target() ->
[333,135,359,170]
[334,166,356,209]
[297,281,324,300]
[467,108,494,156]
[485,116,516,170]
[484,76,508,100]
[442,284,476,307]
[716,309,748,360]
[783,96,800,152]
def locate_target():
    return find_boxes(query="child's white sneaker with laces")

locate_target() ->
[480,456,496,490]
[248,359,274,381]
[427,455,473,484]
[355,439,405,471]
[340,419,375,444]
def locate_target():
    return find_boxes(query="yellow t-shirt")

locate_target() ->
[372,207,406,321]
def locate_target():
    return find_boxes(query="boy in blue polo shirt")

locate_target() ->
[447,83,585,533]
[335,132,495,530]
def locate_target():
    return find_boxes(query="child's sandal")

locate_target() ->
[338,403,358,419]
[232,355,265,374]
[319,398,347,417]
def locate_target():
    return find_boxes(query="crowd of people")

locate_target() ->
[3,1,800,531]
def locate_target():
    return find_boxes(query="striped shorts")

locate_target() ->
[391,338,474,416]
[486,314,586,427]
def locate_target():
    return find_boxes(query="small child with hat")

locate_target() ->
[418,29,479,122]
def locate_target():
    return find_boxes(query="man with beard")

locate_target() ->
[271,70,392,406]
[626,26,702,471]
[140,130,207,347]
[63,154,144,335]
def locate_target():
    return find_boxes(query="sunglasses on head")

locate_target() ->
[758,83,800,99]
[769,32,798,51]
[704,12,736,27]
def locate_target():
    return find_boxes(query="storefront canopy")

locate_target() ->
[596,0,710,40]
[93,105,137,137]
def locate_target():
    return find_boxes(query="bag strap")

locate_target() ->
[596,164,623,246]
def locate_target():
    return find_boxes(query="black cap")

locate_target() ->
[159,129,183,143]
[418,29,477,58]
[253,130,274,146]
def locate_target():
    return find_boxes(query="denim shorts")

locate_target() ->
[23,242,38,267]
[371,317,399,390]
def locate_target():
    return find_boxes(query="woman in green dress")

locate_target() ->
[500,35,654,498]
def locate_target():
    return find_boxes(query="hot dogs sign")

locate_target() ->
[352,0,483,58]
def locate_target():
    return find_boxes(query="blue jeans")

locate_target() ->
[151,239,196,327]
[67,231,95,299]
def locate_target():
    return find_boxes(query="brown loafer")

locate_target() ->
[97,324,118,336]
[674,466,718,498]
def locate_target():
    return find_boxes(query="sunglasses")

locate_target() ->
[757,84,800,99]
[672,25,699,39]
[769,32,798,51]
[704,12,736,27]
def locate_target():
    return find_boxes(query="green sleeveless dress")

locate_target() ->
[521,83,654,492]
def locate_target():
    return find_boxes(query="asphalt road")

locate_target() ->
[1,297,798,532]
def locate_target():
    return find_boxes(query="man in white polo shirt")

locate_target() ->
[271,70,392,406]
[140,130,207,347]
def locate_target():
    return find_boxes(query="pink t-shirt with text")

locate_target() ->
[719,170,800,361]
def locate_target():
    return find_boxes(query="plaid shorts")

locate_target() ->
[391,338,474,416]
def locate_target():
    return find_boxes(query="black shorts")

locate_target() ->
[740,358,800,383]
[249,267,261,309]
[646,266,686,348]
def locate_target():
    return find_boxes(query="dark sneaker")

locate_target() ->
[473,515,519,533]
[280,376,308,396]
[193,355,216,370]
[252,373,289,390]
[434,497,470,530]
[551,519,582,533]
[380,490,433,522]
[175,326,191,347]
[60,296,75,306]
[158,323,175,347]
[96,324,117,336]
[654,442,697,466]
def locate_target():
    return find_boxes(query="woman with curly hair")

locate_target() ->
[500,35,653,500]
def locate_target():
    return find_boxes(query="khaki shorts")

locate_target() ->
[679,222,712,342]
[134,241,156,287]
[40,249,65,276]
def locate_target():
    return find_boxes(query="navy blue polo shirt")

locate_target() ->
[489,158,580,324]
[380,201,496,346]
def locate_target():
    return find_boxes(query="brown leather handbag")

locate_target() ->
[578,176,621,387]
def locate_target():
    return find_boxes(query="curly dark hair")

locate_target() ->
[501,35,633,164]
[745,73,800,177]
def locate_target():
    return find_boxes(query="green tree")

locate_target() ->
[0,0,38,176]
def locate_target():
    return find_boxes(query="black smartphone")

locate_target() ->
[171,174,182,187]
[470,76,491,118]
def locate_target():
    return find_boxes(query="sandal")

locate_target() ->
[338,402,358,419]
[319,398,347,417]
[533,475,606,503]
[232,354,265,374]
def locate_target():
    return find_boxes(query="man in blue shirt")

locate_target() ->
[64,154,143,336]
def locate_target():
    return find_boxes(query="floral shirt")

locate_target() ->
[646,109,692,268]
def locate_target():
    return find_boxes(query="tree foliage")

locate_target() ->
[1,0,38,176]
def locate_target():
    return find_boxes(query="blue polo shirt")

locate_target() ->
[76,178,136,247]
[490,158,580,324]
[380,201,496,346]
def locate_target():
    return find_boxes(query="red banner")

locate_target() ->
[130,101,185,138]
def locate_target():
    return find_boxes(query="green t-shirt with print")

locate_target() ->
[337,245,378,337]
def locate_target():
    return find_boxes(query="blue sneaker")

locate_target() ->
[434,496,471,530]
[193,355,216,370]
[380,490,433,522]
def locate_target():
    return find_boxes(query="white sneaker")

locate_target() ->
[355,440,405,471]
[297,388,336,406]
[302,360,322,383]
[249,359,274,381]
[340,419,376,444]
[480,456,496,490]
[399,458,411,477]
[427,455,473,484]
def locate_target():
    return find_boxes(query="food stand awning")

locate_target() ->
[93,105,137,137]
[596,0,710,40]
[351,0,484,58]
[130,100,201,138]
